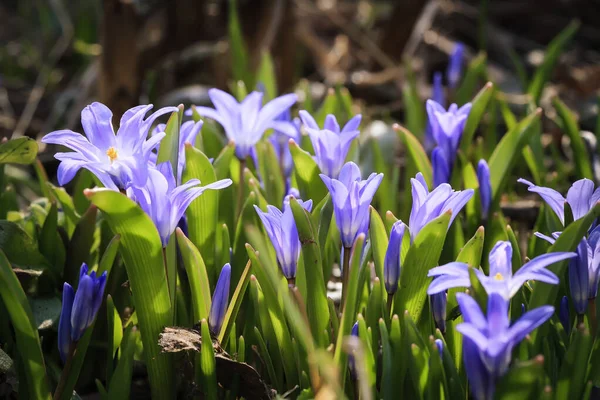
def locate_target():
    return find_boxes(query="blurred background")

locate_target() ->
[1,0,600,162]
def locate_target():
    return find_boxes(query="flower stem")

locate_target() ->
[235,159,246,219]
[588,297,597,337]
[53,341,77,400]
[386,294,394,317]
[341,246,352,308]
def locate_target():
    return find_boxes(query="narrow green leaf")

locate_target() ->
[256,52,277,100]
[488,109,542,203]
[218,259,252,345]
[176,229,212,322]
[200,319,218,399]
[183,144,220,278]
[556,325,592,400]
[289,141,328,203]
[86,190,174,399]
[289,198,330,345]
[394,212,451,324]
[528,20,580,104]
[402,61,426,138]
[65,205,97,286]
[395,124,433,188]
[0,137,38,164]
[156,108,182,175]
[228,0,251,86]
[0,250,51,400]
[553,97,593,179]
[369,206,388,285]
[106,295,122,385]
[460,82,494,154]
[48,184,78,236]
[456,53,488,106]
[107,326,137,399]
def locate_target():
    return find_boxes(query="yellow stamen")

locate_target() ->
[494,272,504,281]
[106,147,118,162]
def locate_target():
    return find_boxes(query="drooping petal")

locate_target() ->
[518,178,566,225]
[566,178,595,221]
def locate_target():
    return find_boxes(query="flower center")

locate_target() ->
[494,272,504,281]
[106,147,118,162]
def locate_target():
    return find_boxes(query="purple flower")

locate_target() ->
[299,111,361,178]
[42,102,177,190]
[427,241,576,299]
[349,322,359,379]
[432,291,448,333]
[128,162,232,246]
[456,292,553,398]
[383,221,407,295]
[254,198,313,279]
[190,89,297,160]
[426,100,471,175]
[518,178,600,226]
[58,264,107,361]
[537,228,600,314]
[209,263,231,335]
[477,160,492,219]
[408,172,474,240]
[151,120,203,184]
[320,162,383,248]
[447,42,465,89]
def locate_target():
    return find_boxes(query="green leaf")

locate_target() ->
[87,190,174,399]
[28,297,61,330]
[455,53,488,106]
[488,109,542,203]
[289,198,330,346]
[228,0,251,87]
[48,184,79,236]
[0,250,51,399]
[402,61,426,138]
[200,319,218,399]
[395,124,433,188]
[394,212,451,324]
[334,234,366,389]
[528,20,580,104]
[107,326,137,399]
[0,137,38,164]
[213,141,236,181]
[176,229,212,322]
[0,220,51,271]
[65,205,97,285]
[556,324,592,400]
[553,97,593,179]
[183,144,220,278]
[256,141,285,206]
[459,82,494,154]
[106,295,122,385]
[369,206,388,286]
[218,259,252,345]
[496,356,546,400]
[289,141,328,203]
[39,203,65,277]
[156,108,182,175]
[256,51,277,100]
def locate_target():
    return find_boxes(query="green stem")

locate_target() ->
[53,342,77,400]
[386,293,394,317]
[577,313,585,327]
[341,247,352,309]
[589,297,597,337]
[235,159,246,219]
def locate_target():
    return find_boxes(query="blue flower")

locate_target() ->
[408,172,474,240]
[383,220,407,295]
[457,292,553,399]
[447,42,465,89]
[58,264,107,361]
[127,162,232,246]
[191,89,297,160]
[151,120,203,185]
[427,241,576,299]
[477,160,492,219]
[536,229,600,314]
[209,263,231,335]
[320,162,383,248]
[42,102,177,190]
[254,197,313,279]
[426,100,471,180]
[299,111,361,178]
[518,178,600,226]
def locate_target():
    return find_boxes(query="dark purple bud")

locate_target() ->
[560,296,570,336]
[432,291,448,333]
[432,147,450,187]
[70,264,107,341]
[434,339,444,358]
[477,160,492,220]
[568,238,589,315]
[209,264,231,335]
[384,221,406,295]
[58,283,74,362]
